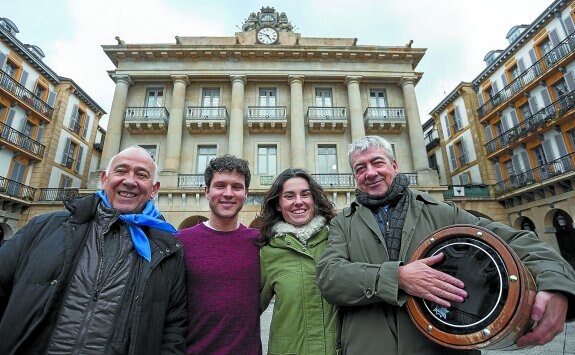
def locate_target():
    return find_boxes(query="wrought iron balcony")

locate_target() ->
[364,107,406,133]
[37,188,79,201]
[443,185,491,199]
[0,69,54,120]
[478,31,575,118]
[247,106,287,133]
[0,121,45,160]
[178,174,205,189]
[124,107,169,134]
[485,90,575,155]
[0,175,36,201]
[307,106,347,133]
[186,106,228,133]
[493,152,575,196]
[425,129,440,151]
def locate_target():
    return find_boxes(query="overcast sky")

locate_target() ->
[3,0,548,128]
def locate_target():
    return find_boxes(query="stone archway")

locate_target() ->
[553,210,575,270]
[177,215,208,231]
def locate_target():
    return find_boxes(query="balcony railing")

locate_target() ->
[37,188,79,201]
[443,185,491,199]
[425,130,440,151]
[485,90,575,154]
[125,107,169,123]
[363,107,406,121]
[0,176,36,201]
[0,69,54,119]
[178,174,205,189]
[186,106,228,120]
[478,31,575,118]
[493,152,575,196]
[0,121,45,159]
[247,106,287,119]
[312,174,355,188]
[307,106,347,120]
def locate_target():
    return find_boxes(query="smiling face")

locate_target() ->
[351,146,398,196]
[205,171,248,226]
[278,177,316,226]
[100,148,159,214]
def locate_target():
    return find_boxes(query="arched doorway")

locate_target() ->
[553,211,575,270]
[178,215,208,230]
[520,217,537,236]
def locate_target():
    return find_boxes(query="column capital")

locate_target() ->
[288,75,305,85]
[230,75,246,85]
[344,76,362,86]
[400,76,418,87]
[110,74,133,86]
[171,75,190,85]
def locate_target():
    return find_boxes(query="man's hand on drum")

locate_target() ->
[516,291,568,347]
[398,253,468,308]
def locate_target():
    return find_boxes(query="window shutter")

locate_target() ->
[529,49,538,65]
[454,106,463,130]
[75,146,84,173]
[564,16,575,35]
[5,108,14,127]
[460,174,470,185]
[47,91,56,107]
[494,162,503,182]
[528,96,539,113]
[477,91,485,106]
[460,140,468,164]
[565,71,575,91]
[542,139,554,161]
[511,154,522,173]
[19,70,28,86]
[484,125,493,141]
[443,115,451,138]
[520,151,531,170]
[0,52,6,68]
[491,80,499,93]
[541,88,552,108]
[554,134,568,157]
[69,105,78,130]
[36,122,44,142]
[549,29,560,46]
[509,110,519,126]
[82,115,90,139]
[517,58,526,73]
[500,116,509,132]
[448,145,457,171]
[61,138,71,165]
[500,74,508,87]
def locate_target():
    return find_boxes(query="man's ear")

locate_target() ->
[150,181,160,199]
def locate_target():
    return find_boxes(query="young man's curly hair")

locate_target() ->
[204,154,251,189]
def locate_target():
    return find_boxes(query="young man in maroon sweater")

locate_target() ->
[177,154,261,354]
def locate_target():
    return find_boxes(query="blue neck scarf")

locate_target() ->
[95,191,177,262]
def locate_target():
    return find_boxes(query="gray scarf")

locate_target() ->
[272,216,326,246]
[355,174,410,261]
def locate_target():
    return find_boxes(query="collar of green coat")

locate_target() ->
[271,216,327,246]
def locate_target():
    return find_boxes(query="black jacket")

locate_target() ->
[0,194,187,355]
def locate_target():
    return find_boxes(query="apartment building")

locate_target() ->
[97,7,441,229]
[0,17,105,240]
[429,0,575,267]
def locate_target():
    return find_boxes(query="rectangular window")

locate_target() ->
[146,88,164,107]
[68,106,85,135]
[61,138,82,173]
[318,145,338,174]
[139,145,157,161]
[519,103,532,120]
[59,174,73,189]
[201,88,221,117]
[455,140,468,167]
[259,88,276,106]
[257,145,277,175]
[369,89,387,107]
[315,88,333,107]
[196,145,217,174]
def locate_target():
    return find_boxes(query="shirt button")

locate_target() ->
[365,289,373,296]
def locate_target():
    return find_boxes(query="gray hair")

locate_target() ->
[105,145,159,184]
[347,136,395,170]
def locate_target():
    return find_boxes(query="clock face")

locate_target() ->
[257,27,278,44]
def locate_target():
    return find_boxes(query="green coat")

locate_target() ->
[261,226,340,355]
[316,189,575,355]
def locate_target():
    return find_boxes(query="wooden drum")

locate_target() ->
[406,225,537,350]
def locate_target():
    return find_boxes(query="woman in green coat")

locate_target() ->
[258,168,340,354]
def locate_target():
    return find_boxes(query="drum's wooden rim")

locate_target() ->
[406,224,536,350]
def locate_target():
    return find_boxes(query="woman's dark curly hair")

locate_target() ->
[257,168,336,246]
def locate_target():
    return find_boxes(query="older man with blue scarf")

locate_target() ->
[0,146,187,355]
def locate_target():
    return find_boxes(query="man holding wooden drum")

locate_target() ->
[317,135,575,355]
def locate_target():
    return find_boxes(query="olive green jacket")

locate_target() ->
[261,226,340,355]
[316,189,575,355]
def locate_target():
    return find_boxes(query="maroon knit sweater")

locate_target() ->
[177,223,261,355]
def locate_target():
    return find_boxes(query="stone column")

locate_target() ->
[345,76,365,141]
[163,75,189,172]
[401,77,438,185]
[100,75,132,169]
[229,75,246,157]
[289,75,306,168]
